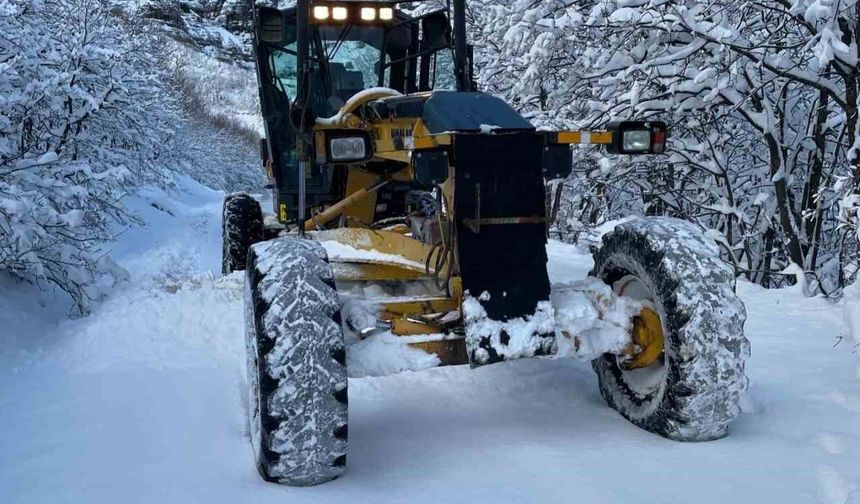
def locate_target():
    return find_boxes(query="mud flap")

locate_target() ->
[453,132,554,366]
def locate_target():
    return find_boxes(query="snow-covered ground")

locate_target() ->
[1,179,859,504]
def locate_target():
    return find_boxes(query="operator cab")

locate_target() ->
[261,3,458,118]
[254,1,468,222]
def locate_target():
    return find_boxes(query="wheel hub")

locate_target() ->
[624,307,665,369]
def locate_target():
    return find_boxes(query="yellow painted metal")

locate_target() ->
[412,134,453,149]
[590,131,614,144]
[556,131,583,144]
[372,117,417,159]
[380,297,459,319]
[381,223,411,234]
[624,307,665,370]
[556,131,613,145]
[450,276,463,301]
[263,158,275,184]
[372,149,411,163]
[304,181,377,231]
[340,170,378,227]
[411,339,469,366]
[330,262,426,281]
[391,318,441,335]
[371,117,453,163]
[314,130,327,161]
[312,228,436,274]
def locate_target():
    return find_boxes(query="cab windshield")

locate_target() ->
[266,14,456,117]
[318,25,385,109]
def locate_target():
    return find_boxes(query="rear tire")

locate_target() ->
[245,237,348,485]
[590,218,749,441]
[222,193,263,274]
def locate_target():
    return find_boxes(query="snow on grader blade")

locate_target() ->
[221,0,749,486]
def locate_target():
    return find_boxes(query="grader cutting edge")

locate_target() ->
[222,0,750,486]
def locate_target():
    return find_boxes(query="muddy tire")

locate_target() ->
[590,218,749,441]
[244,237,348,485]
[222,193,263,274]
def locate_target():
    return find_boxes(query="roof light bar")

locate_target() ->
[360,7,377,21]
[332,6,349,20]
[312,5,330,20]
[309,3,396,23]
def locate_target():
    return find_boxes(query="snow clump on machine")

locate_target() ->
[463,278,643,362]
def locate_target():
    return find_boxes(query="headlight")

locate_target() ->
[622,130,651,152]
[379,7,394,20]
[330,137,367,161]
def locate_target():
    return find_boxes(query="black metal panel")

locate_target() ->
[423,92,534,133]
[412,149,449,185]
[543,144,573,180]
[454,132,550,321]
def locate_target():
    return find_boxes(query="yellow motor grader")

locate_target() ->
[222,0,749,486]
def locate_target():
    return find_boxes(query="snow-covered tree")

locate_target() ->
[0,0,178,313]
[473,0,860,292]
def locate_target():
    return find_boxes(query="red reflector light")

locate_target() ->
[651,128,666,154]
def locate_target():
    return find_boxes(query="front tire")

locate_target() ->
[590,218,749,441]
[245,237,348,485]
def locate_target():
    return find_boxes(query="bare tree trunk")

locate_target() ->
[765,133,805,266]
[802,89,829,271]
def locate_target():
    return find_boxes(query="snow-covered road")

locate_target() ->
[1,179,858,504]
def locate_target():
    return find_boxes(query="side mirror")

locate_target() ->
[422,12,451,50]
[605,121,667,155]
[256,7,285,44]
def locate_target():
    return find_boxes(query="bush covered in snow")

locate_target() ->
[0,0,178,313]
